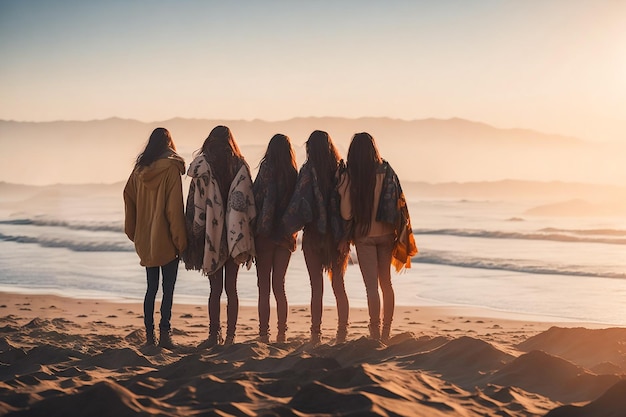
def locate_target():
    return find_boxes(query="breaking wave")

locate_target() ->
[414,228,626,245]
[0,232,133,252]
[413,250,626,280]
[0,218,123,233]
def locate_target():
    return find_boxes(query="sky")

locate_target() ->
[1,0,625,142]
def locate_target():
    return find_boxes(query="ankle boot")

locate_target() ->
[369,322,381,341]
[145,328,156,346]
[225,320,236,346]
[310,325,322,345]
[310,332,321,345]
[336,324,348,344]
[158,329,175,349]
[381,323,391,344]
[276,323,287,343]
[259,323,270,342]
[199,329,222,349]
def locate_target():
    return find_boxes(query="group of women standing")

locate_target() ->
[124,126,417,349]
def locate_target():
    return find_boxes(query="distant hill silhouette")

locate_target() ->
[0,117,623,185]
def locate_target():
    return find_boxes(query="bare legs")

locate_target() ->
[303,230,349,344]
[256,235,291,342]
[355,234,395,342]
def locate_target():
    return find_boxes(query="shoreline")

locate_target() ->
[0,286,616,329]
[0,290,611,346]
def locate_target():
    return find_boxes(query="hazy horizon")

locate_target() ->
[1,1,625,144]
[2,116,626,188]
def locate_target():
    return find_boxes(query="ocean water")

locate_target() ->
[0,185,625,326]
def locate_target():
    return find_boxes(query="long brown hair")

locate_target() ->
[305,130,341,198]
[258,133,297,195]
[347,132,383,237]
[199,125,247,201]
[135,127,175,169]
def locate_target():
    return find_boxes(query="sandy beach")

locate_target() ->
[0,292,624,416]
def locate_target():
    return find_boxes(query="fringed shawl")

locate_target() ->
[282,162,326,237]
[183,156,256,276]
[376,161,418,272]
[282,161,350,273]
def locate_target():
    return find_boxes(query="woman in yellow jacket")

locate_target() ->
[124,127,187,348]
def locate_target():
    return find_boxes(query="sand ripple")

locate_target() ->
[0,313,625,416]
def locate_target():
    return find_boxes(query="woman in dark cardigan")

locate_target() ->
[253,134,298,343]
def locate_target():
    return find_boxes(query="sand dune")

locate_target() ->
[0,293,625,416]
[517,326,626,372]
[545,379,626,417]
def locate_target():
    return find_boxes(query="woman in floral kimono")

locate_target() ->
[183,125,256,347]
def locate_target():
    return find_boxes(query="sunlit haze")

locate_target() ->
[1,1,625,143]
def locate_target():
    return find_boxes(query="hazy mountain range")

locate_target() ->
[2,114,626,217]
[1,117,624,187]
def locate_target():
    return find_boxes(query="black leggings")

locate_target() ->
[144,257,179,332]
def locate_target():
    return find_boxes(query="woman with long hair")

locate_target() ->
[183,125,256,347]
[283,130,351,345]
[339,132,417,343]
[253,134,298,343]
[123,127,187,348]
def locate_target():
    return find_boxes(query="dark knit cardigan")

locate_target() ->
[253,160,297,251]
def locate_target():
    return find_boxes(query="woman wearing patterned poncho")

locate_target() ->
[339,132,417,344]
[182,126,256,347]
[282,130,351,345]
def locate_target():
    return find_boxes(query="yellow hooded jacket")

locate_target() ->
[124,152,187,267]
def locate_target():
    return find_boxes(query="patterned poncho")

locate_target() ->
[282,161,350,272]
[183,155,256,276]
[376,161,418,272]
